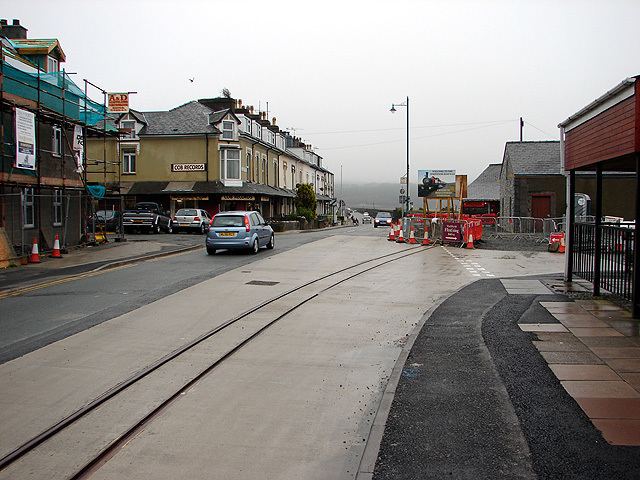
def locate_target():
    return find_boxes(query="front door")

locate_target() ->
[531,194,552,232]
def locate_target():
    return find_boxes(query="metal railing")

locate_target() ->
[483,216,563,242]
[573,222,634,302]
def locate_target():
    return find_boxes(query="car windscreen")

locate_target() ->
[376,212,391,218]
[212,215,245,227]
[177,209,198,216]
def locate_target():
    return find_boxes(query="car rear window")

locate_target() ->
[177,209,198,216]
[212,215,245,227]
[376,212,391,218]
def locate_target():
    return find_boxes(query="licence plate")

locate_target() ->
[133,220,143,223]
[219,232,236,237]
[180,223,190,227]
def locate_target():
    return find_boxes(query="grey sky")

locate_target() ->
[5,0,640,185]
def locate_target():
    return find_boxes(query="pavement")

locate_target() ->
[371,273,640,480]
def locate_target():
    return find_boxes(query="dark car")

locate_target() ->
[87,210,121,233]
[205,211,274,255]
[374,211,392,227]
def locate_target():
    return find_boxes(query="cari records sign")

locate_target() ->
[171,163,206,172]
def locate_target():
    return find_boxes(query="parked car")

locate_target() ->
[374,211,392,227]
[123,202,173,234]
[87,210,121,233]
[206,211,274,255]
[362,212,372,224]
[173,208,211,234]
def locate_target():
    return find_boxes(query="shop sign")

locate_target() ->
[221,195,255,201]
[170,195,209,201]
[107,93,129,113]
[171,163,206,172]
[260,196,270,202]
[15,108,36,170]
[442,221,463,243]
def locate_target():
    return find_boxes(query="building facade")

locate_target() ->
[87,96,335,219]
[0,19,107,258]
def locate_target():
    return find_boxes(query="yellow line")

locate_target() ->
[0,264,132,300]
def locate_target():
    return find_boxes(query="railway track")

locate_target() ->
[0,244,437,479]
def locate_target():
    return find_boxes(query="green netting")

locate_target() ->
[2,60,116,131]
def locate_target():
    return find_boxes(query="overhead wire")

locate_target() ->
[303,119,517,136]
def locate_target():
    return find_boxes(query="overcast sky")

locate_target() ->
[5,0,640,185]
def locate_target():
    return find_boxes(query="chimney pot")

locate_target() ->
[272,117,277,125]
[238,99,243,107]
[0,19,7,26]
[12,19,19,25]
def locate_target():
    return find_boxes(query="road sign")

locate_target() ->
[400,188,405,195]
[399,195,406,205]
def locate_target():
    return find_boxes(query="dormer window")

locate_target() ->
[221,120,236,140]
[47,56,58,72]
[121,120,136,139]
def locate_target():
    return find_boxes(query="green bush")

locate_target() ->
[295,183,317,220]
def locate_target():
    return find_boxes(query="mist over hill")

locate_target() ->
[338,183,419,210]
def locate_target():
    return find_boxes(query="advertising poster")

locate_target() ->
[107,93,129,113]
[417,169,456,198]
[73,125,84,172]
[15,108,36,170]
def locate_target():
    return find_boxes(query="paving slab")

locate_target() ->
[561,381,640,398]
[550,364,620,381]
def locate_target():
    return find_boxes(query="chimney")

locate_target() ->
[238,99,243,108]
[249,106,254,114]
[1,19,28,39]
[272,117,277,126]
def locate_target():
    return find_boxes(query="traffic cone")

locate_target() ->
[388,223,396,241]
[422,228,431,246]
[28,237,41,263]
[559,233,566,254]
[408,226,418,244]
[466,233,474,249]
[50,233,62,258]
[396,225,405,243]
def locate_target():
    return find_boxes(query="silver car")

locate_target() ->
[173,208,211,234]
[205,211,275,255]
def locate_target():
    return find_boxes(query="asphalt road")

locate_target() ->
[0,224,387,364]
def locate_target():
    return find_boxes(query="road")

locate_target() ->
[0,225,368,363]
[0,226,566,479]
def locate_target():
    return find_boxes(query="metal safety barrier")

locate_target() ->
[483,216,564,242]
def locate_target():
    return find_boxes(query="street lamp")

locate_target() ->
[390,96,409,215]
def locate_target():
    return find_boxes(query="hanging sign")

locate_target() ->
[107,93,129,113]
[221,195,254,201]
[15,108,36,170]
[73,125,84,172]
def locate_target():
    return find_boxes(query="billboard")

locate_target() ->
[417,169,456,198]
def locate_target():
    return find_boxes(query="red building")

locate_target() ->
[560,76,640,317]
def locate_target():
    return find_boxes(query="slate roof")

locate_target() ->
[467,163,501,200]
[140,101,219,135]
[503,141,561,175]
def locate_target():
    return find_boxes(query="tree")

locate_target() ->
[295,183,317,220]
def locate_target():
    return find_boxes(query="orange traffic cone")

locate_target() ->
[50,233,62,258]
[422,227,431,246]
[466,233,474,249]
[388,223,396,241]
[29,237,41,263]
[396,225,405,243]
[559,234,566,254]
[408,226,418,244]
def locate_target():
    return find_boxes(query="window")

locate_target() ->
[221,148,241,180]
[47,56,58,72]
[221,120,235,140]
[123,150,136,174]
[53,189,63,226]
[250,213,260,226]
[262,157,267,184]
[121,120,136,139]
[274,161,278,187]
[52,125,62,156]
[246,150,252,175]
[23,188,34,228]
[244,118,251,133]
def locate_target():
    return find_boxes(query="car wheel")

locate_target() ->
[166,222,173,234]
[267,234,275,249]
[206,246,216,255]
[250,238,259,254]
[200,223,206,234]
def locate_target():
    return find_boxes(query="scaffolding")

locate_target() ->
[0,42,123,261]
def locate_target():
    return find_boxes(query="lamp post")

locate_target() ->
[390,96,409,215]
